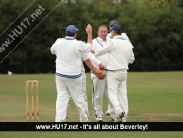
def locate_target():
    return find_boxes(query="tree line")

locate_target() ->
[0,0,183,73]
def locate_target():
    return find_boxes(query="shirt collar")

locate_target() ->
[113,35,123,39]
[97,36,107,42]
[64,36,75,40]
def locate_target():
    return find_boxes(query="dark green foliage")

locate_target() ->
[0,0,182,73]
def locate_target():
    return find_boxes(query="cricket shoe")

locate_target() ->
[111,116,122,122]
[122,118,126,122]
[65,115,68,121]
[95,116,103,122]
[106,110,111,115]
[117,111,125,122]
[110,117,118,122]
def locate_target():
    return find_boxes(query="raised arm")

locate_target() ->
[79,24,93,53]
[86,24,92,44]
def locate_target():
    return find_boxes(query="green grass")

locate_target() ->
[0,72,183,137]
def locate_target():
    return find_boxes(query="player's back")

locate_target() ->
[54,38,83,75]
[107,38,133,70]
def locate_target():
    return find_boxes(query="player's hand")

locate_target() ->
[86,24,92,34]
[98,63,105,70]
[92,68,106,80]
[91,49,95,54]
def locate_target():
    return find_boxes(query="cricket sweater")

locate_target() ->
[50,37,92,78]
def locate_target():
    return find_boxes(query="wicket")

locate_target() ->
[26,80,39,120]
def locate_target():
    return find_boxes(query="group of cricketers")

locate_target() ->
[50,20,135,122]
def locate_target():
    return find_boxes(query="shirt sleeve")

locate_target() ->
[122,33,134,48]
[50,40,57,55]
[95,40,114,56]
[82,52,90,61]
[129,49,135,64]
[79,42,92,53]
[88,52,101,66]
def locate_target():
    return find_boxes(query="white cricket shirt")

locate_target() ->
[95,36,135,70]
[50,36,92,78]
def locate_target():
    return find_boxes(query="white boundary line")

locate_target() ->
[0,0,36,37]
[0,1,63,63]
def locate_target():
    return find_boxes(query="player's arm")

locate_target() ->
[79,24,93,53]
[50,40,57,55]
[85,59,106,80]
[90,40,105,70]
[126,42,135,64]
[82,53,106,80]
[123,33,134,47]
[90,56,105,70]
[86,24,92,44]
[84,59,95,71]
[129,49,135,64]
[82,53,105,70]
[91,40,114,56]
[82,52,94,71]
[88,52,105,70]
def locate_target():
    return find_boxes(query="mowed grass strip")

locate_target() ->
[0,72,183,137]
[0,72,183,122]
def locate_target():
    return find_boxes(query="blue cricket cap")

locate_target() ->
[66,25,79,33]
[111,24,122,32]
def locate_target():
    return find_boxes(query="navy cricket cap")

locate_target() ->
[112,24,122,32]
[66,25,79,33]
[109,20,119,27]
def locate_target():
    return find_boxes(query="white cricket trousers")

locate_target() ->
[92,76,108,117]
[82,73,89,117]
[55,75,89,122]
[107,70,129,118]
